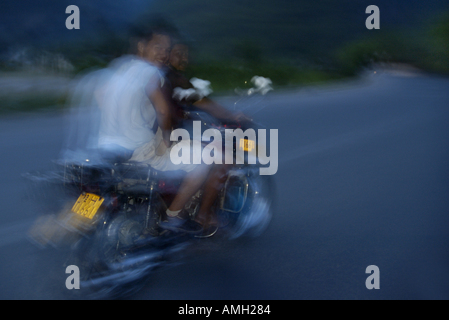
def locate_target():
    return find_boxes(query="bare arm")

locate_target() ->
[147,75,172,147]
[193,97,250,123]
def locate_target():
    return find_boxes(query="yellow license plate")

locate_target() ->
[239,139,255,152]
[71,193,104,219]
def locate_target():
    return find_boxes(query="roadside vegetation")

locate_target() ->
[0,6,448,115]
[336,11,449,76]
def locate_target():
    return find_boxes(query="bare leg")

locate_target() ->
[195,164,229,226]
[167,163,210,212]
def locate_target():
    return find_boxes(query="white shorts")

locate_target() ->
[129,128,199,172]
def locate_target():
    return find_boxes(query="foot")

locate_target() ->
[194,212,220,238]
[194,225,219,238]
[159,215,203,234]
[195,212,219,229]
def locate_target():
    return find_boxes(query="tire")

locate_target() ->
[221,171,275,239]
[66,214,163,299]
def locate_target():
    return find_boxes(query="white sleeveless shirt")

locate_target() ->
[98,56,160,151]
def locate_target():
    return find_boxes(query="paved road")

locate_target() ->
[0,70,448,300]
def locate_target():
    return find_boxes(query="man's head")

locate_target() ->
[130,28,171,68]
[169,43,189,72]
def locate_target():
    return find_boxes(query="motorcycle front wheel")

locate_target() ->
[219,169,275,239]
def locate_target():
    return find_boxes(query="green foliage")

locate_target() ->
[0,92,68,115]
[424,11,449,73]
[2,3,448,115]
[335,10,449,76]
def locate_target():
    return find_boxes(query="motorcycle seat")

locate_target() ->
[114,161,186,182]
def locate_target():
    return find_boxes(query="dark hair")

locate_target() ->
[130,25,173,40]
[129,25,156,43]
[127,14,180,53]
[127,25,172,54]
[170,37,189,49]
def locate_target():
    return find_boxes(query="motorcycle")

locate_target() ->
[25,95,276,298]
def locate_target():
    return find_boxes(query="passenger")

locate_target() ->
[163,39,251,235]
[165,39,250,127]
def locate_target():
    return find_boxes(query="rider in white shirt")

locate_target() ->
[97,30,209,233]
[98,56,158,153]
